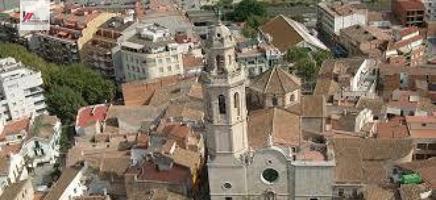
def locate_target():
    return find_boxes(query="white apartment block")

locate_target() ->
[120,23,184,82]
[317,1,368,37]
[0,58,46,121]
[422,0,436,21]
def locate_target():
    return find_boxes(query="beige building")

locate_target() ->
[33,8,115,64]
[201,22,335,200]
[0,179,34,200]
[120,23,184,82]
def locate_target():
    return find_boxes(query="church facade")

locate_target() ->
[200,22,335,200]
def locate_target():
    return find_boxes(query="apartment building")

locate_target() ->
[120,23,184,82]
[339,25,392,58]
[317,1,368,39]
[392,0,425,27]
[0,58,46,121]
[0,12,31,46]
[81,15,135,80]
[33,7,115,64]
[386,27,425,67]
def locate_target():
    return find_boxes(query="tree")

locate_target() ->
[45,86,87,124]
[233,0,267,22]
[285,47,310,63]
[294,57,317,82]
[0,43,116,124]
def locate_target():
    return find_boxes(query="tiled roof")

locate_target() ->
[43,167,81,200]
[121,75,183,106]
[248,107,300,149]
[182,54,203,70]
[249,66,301,95]
[1,117,30,137]
[260,15,327,52]
[0,180,29,200]
[376,117,410,138]
[302,95,325,118]
[397,158,436,189]
[137,161,191,184]
[314,78,340,96]
[363,185,395,200]
[0,156,9,175]
[164,147,201,174]
[332,137,414,184]
[76,104,110,128]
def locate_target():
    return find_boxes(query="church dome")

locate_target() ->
[249,66,301,96]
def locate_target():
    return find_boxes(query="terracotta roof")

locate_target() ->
[143,188,189,200]
[0,143,23,156]
[356,97,385,115]
[259,15,301,52]
[314,78,340,96]
[136,161,191,184]
[164,147,201,174]
[302,95,325,117]
[397,158,436,189]
[389,34,423,49]
[376,117,410,138]
[43,167,81,200]
[260,15,327,52]
[405,115,436,123]
[332,138,414,183]
[182,54,203,70]
[122,75,183,106]
[396,0,424,11]
[363,185,395,200]
[399,184,428,200]
[2,117,30,137]
[399,26,419,37]
[0,180,30,200]
[249,66,301,96]
[160,123,191,140]
[0,156,9,175]
[248,107,300,149]
[76,104,110,128]
[99,156,131,176]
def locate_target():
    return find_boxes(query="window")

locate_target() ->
[159,67,164,73]
[216,55,225,73]
[261,168,279,184]
[233,93,240,116]
[272,97,278,106]
[422,123,427,127]
[219,95,226,114]
[338,189,344,197]
[228,55,232,65]
[290,94,295,102]
[167,66,172,72]
[223,182,232,189]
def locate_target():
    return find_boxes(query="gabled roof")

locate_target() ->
[248,107,300,149]
[249,66,301,95]
[260,15,328,52]
[44,167,82,200]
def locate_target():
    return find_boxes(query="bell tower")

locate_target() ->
[201,22,248,160]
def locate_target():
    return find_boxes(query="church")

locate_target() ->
[200,22,335,200]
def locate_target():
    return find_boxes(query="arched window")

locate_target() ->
[272,96,278,106]
[219,95,226,114]
[216,55,225,73]
[234,92,240,116]
[290,94,295,102]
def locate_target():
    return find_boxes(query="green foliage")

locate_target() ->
[286,47,332,82]
[0,42,115,124]
[46,86,87,123]
[233,0,267,22]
